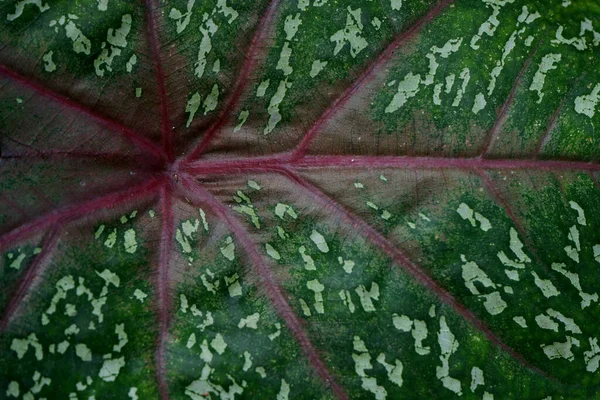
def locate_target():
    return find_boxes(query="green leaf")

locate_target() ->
[1,0,600,399]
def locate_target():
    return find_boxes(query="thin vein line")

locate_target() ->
[0,177,166,252]
[179,175,349,400]
[0,64,166,161]
[0,227,60,331]
[184,0,282,162]
[480,43,539,158]
[145,0,173,161]
[292,0,455,158]
[274,166,554,381]
[156,184,173,400]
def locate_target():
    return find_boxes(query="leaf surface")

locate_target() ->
[1,0,600,399]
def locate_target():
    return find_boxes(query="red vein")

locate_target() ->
[184,0,282,162]
[480,46,538,158]
[178,175,349,400]
[0,177,166,252]
[0,228,60,331]
[145,0,173,161]
[274,166,553,380]
[156,184,173,400]
[0,65,166,162]
[475,168,549,271]
[535,97,565,157]
[183,155,600,174]
[292,0,455,158]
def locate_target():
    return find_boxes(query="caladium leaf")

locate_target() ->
[1,0,600,398]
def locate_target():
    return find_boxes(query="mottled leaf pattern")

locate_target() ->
[1,0,600,399]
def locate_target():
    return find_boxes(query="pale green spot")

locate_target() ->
[169,0,196,33]
[96,269,120,287]
[472,92,487,114]
[99,357,125,382]
[95,224,105,239]
[7,0,49,22]
[276,379,290,400]
[309,60,327,78]
[126,54,137,73]
[371,17,381,30]
[569,201,587,225]
[210,333,227,354]
[218,237,234,261]
[243,351,253,371]
[264,79,291,134]
[310,230,329,253]
[255,367,267,378]
[529,53,561,103]
[470,367,484,392]
[299,246,316,270]
[256,79,270,97]
[65,20,91,55]
[513,316,527,328]
[107,14,132,48]
[584,338,600,372]
[265,243,281,260]
[187,333,196,349]
[532,271,560,298]
[234,110,250,132]
[284,13,302,41]
[203,84,219,115]
[541,336,579,361]
[575,83,600,118]
[185,92,201,127]
[381,210,392,220]
[300,298,312,316]
[128,387,139,400]
[330,7,368,58]
[238,313,260,329]
[436,317,462,395]
[307,279,325,314]
[376,353,403,387]
[104,229,117,248]
[42,51,56,72]
[385,72,420,113]
[355,282,379,312]
[113,323,128,352]
[123,229,137,253]
[390,0,402,10]
[9,253,26,270]
[133,289,147,303]
[135,87,142,98]
[75,343,92,361]
[6,381,19,398]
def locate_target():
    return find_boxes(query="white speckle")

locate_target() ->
[299,246,316,270]
[113,323,129,352]
[6,381,19,398]
[584,338,600,372]
[7,0,49,22]
[128,387,139,400]
[390,0,402,10]
[256,79,270,97]
[264,79,292,134]
[513,316,527,328]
